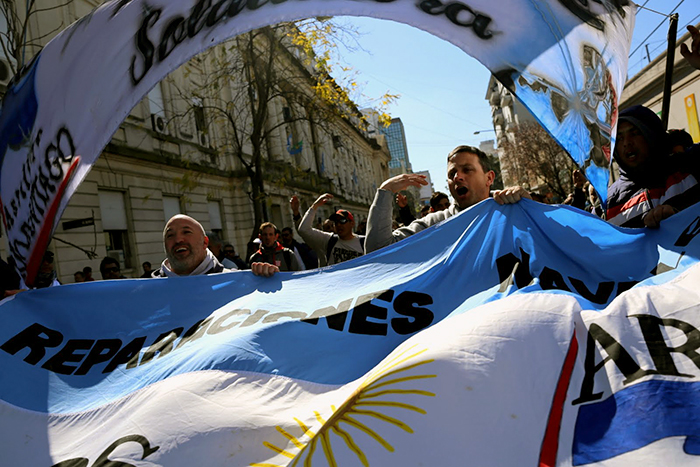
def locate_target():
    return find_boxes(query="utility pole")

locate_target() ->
[661,13,679,130]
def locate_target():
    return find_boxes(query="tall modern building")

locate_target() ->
[414,170,434,206]
[382,118,413,177]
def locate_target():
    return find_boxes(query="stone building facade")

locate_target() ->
[0,1,391,282]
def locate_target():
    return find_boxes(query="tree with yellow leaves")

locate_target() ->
[175,19,398,241]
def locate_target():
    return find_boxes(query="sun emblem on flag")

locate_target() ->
[251,344,436,467]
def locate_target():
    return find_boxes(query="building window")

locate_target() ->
[270,204,283,231]
[148,82,166,118]
[98,190,132,270]
[163,195,182,221]
[207,200,224,239]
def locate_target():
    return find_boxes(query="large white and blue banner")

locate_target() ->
[0,0,634,284]
[2,199,700,466]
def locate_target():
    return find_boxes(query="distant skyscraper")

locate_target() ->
[414,170,434,205]
[382,118,412,177]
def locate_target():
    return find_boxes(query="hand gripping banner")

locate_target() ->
[2,199,700,465]
[0,0,634,284]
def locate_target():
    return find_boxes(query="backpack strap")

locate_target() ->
[326,234,339,261]
[283,249,292,271]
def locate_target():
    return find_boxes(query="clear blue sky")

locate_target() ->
[333,2,699,195]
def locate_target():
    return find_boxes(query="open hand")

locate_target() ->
[380,173,428,193]
[312,193,333,209]
[681,25,700,71]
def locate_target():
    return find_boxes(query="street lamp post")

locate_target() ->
[473,129,496,135]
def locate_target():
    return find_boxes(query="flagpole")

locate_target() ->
[661,13,679,130]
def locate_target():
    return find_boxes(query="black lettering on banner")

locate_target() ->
[52,434,160,467]
[303,299,353,331]
[103,336,147,373]
[570,278,614,304]
[0,322,64,364]
[175,317,213,349]
[540,266,571,292]
[495,249,638,303]
[246,0,270,11]
[225,0,247,19]
[188,0,211,36]
[616,281,637,296]
[572,323,652,405]
[130,9,160,85]
[557,0,629,32]
[418,0,493,39]
[496,249,533,288]
[391,291,434,335]
[158,16,188,62]
[206,0,231,27]
[139,328,183,365]
[675,216,700,247]
[75,339,123,375]
[52,459,89,467]
[130,0,401,90]
[349,290,394,336]
[632,314,700,377]
[6,126,76,275]
[41,339,94,375]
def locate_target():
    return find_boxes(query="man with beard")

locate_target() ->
[365,145,530,253]
[153,215,231,277]
[249,222,301,272]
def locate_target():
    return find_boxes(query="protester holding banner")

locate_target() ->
[249,222,301,272]
[153,215,231,277]
[365,145,530,253]
[297,194,365,266]
[606,105,700,228]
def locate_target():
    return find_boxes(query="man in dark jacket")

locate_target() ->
[249,222,301,272]
[280,227,318,270]
[607,105,700,228]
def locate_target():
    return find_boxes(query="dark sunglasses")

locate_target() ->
[104,266,120,273]
[335,218,349,224]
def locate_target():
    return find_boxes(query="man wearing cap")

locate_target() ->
[297,193,365,266]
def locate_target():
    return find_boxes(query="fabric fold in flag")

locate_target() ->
[0,0,633,283]
[2,199,700,465]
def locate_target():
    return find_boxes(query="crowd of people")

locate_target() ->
[1,26,699,291]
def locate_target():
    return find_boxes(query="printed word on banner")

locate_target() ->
[0,0,634,283]
[2,200,700,465]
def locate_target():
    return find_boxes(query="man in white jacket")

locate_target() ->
[297,195,365,266]
[365,145,530,254]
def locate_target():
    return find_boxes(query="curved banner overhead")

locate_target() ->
[0,0,634,284]
[2,200,700,465]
